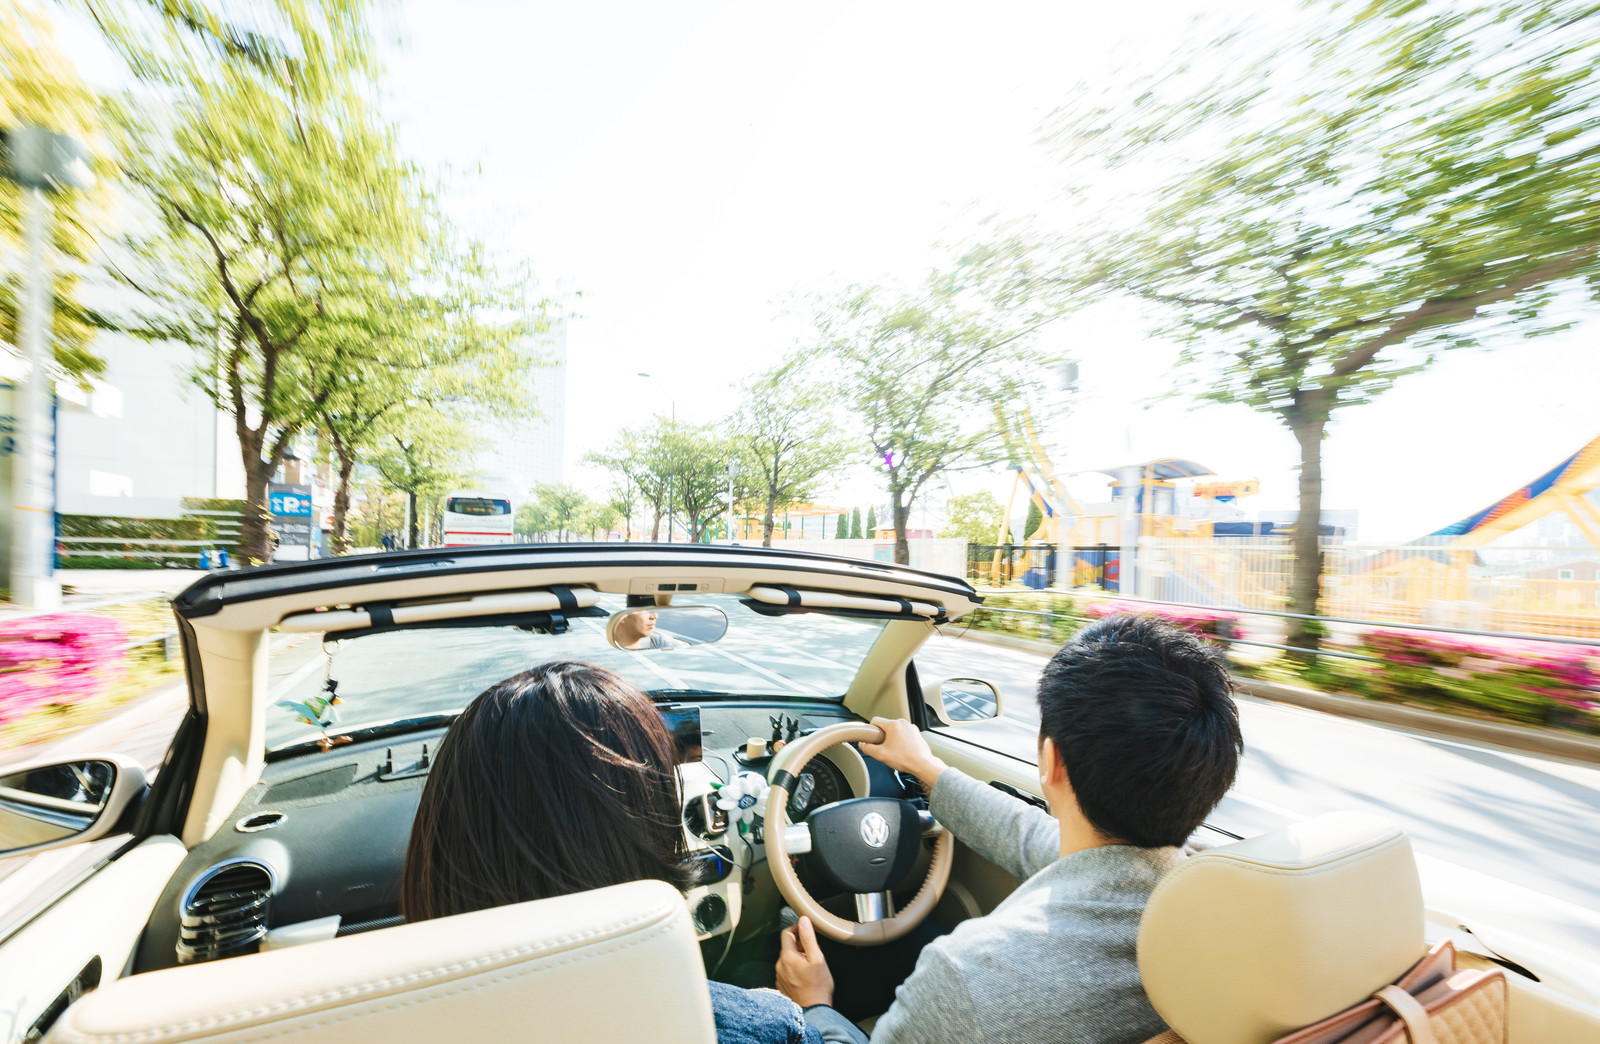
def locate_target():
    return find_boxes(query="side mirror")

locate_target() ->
[924,677,1004,727]
[606,606,729,651]
[0,754,147,857]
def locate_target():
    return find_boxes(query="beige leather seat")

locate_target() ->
[46,879,717,1044]
[1139,811,1426,1044]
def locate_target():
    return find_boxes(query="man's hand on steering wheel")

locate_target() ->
[859,717,949,794]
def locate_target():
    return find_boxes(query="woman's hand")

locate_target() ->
[776,916,835,1009]
[860,717,948,793]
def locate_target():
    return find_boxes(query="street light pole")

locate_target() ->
[8,183,56,606]
[637,371,676,542]
[2,127,89,607]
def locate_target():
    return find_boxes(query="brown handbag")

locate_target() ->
[1272,941,1506,1044]
[1142,941,1507,1044]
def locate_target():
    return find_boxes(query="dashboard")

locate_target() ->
[132,700,919,973]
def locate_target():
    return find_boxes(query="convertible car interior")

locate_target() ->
[2,544,1598,1043]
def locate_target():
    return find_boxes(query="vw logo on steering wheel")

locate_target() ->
[859,811,891,848]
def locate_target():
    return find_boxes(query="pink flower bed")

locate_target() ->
[0,614,128,726]
[1356,628,1600,722]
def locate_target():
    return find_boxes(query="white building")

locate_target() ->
[27,273,243,521]
[474,321,567,498]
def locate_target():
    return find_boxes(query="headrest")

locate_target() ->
[1138,812,1425,1044]
[48,880,716,1044]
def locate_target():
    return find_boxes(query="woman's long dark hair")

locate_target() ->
[401,660,691,922]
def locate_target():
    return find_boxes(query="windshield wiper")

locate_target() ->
[648,688,823,702]
[265,713,459,762]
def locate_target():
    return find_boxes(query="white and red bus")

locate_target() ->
[441,490,516,547]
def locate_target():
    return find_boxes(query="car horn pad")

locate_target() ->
[804,797,922,895]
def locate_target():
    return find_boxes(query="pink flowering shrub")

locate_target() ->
[0,614,128,726]
[1353,629,1600,727]
[1085,601,1242,642]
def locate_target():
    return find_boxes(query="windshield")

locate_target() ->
[265,593,887,752]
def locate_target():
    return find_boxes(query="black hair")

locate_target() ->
[1037,614,1242,848]
[402,660,690,921]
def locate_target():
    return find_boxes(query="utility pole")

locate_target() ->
[2,127,90,607]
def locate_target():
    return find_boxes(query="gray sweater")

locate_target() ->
[804,769,1182,1044]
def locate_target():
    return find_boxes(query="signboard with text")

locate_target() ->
[269,482,315,558]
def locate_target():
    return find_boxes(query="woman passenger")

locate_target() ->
[402,660,819,1044]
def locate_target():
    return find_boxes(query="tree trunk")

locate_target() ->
[650,505,662,542]
[330,447,355,556]
[762,491,778,547]
[890,487,911,566]
[241,463,275,565]
[407,490,420,549]
[1286,407,1328,659]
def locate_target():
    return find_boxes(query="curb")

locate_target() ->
[946,627,1600,766]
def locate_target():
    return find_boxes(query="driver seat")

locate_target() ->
[1138,811,1428,1044]
[44,879,717,1044]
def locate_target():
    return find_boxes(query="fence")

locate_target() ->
[766,538,968,578]
[1135,538,1600,639]
[964,537,1600,641]
[966,544,1119,591]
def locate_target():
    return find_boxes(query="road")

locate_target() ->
[4,624,1598,972]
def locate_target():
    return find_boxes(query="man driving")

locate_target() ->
[776,615,1243,1044]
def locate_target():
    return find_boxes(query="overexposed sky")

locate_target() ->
[52,1,1600,543]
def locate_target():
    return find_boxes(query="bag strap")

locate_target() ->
[1374,985,1439,1044]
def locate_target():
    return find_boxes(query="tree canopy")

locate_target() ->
[734,358,852,547]
[975,0,1600,647]
[815,273,1054,564]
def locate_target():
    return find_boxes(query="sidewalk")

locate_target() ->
[0,570,206,621]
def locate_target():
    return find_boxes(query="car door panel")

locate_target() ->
[0,835,185,1044]
[924,729,1047,918]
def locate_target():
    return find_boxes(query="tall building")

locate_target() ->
[474,321,567,498]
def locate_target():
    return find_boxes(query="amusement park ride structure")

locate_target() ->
[992,405,1260,547]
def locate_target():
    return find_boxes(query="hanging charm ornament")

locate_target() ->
[284,640,350,751]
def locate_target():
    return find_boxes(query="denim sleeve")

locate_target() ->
[802,1005,869,1044]
[708,981,824,1044]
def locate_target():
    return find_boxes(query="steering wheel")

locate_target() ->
[764,722,953,946]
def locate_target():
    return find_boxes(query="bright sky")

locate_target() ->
[54,0,1600,544]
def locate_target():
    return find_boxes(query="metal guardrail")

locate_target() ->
[965,604,1383,662]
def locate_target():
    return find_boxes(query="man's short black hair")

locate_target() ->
[1038,614,1242,848]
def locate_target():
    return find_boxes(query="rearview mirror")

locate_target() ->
[606,606,729,651]
[925,677,1003,727]
[0,755,147,857]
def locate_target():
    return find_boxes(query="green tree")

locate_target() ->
[661,421,742,544]
[1,2,115,383]
[817,275,1052,565]
[940,491,1007,545]
[865,506,877,535]
[102,41,432,562]
[373,413,478,549]
[1024,499,1043,542]
[734,359,853,547]
[849,507,862,540]
[835,512,848,539]
[525,483,592,542]
[993,0,1600,652]
[317,242,547,554]
[586,419,675,541]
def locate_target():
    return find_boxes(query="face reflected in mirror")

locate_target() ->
[0,760,116,851]
[607,606,729,652]
[614,609,661,649]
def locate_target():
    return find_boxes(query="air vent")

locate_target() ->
[177,861,274,964]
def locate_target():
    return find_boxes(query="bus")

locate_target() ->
[441,490,516,547]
